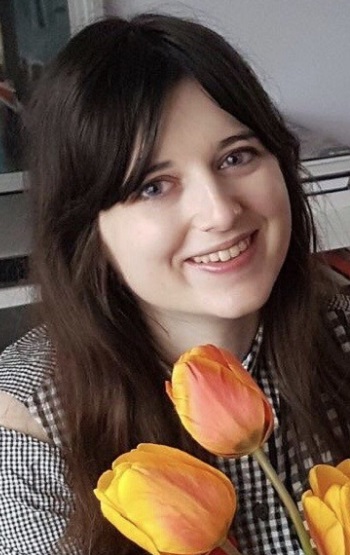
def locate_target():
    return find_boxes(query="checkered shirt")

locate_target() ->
[0,294,349,554]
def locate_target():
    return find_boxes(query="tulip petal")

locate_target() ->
[116,460,235,554]
[95,472,160,554]
[309,464,349,498]
[181,345,263,396]
[138,444,236,488]
[340,483,350,551]
[97,490,160,555]
[263,400,274,438]
[302,490,346,555]
[115,444,235,494]
[96,469,116,492]
[324,484,344,526]
[323,483,350,553]
[337,459,350,479]
[176,345,262,395]
[95,468,128,514]
[177,345,225,366]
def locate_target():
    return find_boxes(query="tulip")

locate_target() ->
[165,344,273,457]
[302,459,350,555]
[167,344,314,555]
[94,443,238,555]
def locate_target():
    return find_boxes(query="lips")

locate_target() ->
[189,234,253,265]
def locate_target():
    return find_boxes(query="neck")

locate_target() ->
[144,308,260,364]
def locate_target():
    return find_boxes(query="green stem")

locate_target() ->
[253,448,315,555]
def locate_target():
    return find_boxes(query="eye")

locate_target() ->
[219,147,258,170]
[139,179,172,200]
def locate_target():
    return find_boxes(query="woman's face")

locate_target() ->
[98,79,291,324]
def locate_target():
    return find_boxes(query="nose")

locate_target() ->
[189,173,243,232]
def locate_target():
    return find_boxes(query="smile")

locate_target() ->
[192,237,251,264]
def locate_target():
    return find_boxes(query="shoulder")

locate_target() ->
[0,326,63,444]
[0,325,55,404]
[0,331,74,552]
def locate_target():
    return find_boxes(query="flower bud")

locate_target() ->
[94,443,236,555]
[166,344,273,457]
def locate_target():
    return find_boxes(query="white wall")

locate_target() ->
[104,0,350,144]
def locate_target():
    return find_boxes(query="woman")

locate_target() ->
[0,13,349,555]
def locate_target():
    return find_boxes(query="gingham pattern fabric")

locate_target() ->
[0,328,74,555]
[0,295,349,555]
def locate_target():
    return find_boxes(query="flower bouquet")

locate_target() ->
[94,344,350,555]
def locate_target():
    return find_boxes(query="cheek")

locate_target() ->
[98,208,175,270]
[252,168,291,223]
[274,185,292,230]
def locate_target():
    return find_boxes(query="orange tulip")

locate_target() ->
[166,344,273,457]
[302,459,350,555]
[166,346,315,554]
[94,443,237,555]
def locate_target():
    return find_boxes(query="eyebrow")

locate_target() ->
[144,130,257,177]
[144,160,172,178]
[218,130,256,149]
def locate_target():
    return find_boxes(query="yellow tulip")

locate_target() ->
[94,443,236,555]
[166,344,273,457]
[302,459,350,555]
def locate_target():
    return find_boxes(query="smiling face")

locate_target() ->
[98,79,291,330]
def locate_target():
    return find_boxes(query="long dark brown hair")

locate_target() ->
[26,13,349,554]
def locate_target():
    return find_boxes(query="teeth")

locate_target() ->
[193,237,250,264]
[229,245,240,258]
[208,252,220,262]
[218,249,231,262]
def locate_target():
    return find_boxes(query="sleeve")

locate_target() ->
[0,426,75,555]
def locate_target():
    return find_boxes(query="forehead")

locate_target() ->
[151,79,248,162]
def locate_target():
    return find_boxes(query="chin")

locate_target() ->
[208,289,273,320]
